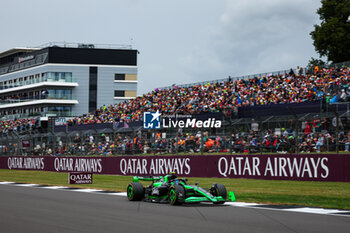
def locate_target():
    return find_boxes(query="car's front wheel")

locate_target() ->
[168,184,185,205]
[127,182,144,201]
[211,183,227,204]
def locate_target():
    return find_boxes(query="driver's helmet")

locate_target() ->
[167,172,177,181]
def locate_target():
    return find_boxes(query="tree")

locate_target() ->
[310,0,350,63]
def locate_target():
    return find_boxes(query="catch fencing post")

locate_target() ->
[336,112,339,154]
[153,130,156,155]
[200,128,204,155]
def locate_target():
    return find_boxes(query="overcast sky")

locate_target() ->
[0,0,321,95]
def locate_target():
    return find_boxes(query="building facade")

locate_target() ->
[0,43,138,119]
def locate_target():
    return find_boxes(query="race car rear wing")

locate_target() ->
[132,176,162,182]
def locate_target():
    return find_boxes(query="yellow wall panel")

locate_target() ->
[125,90,137,97]
[125,74,137,81]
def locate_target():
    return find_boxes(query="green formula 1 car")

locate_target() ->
[127,174,233,205]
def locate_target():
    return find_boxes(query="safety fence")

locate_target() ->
[1,108,350,157]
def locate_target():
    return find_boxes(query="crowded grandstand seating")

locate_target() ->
[0,117,41,135]
[1,65,349,132]
[1,65,350,156]
[65,65,350,125]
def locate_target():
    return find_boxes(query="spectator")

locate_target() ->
[316,133,324,152]
[344,132,350,152]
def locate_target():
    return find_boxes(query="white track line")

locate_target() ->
[226,202,260,207]
[283,207,349,215]
[0,181,15,185]
[70,188,102,192]
[13,183,39,187]
[103,192,127,196]
[40,186,68,189]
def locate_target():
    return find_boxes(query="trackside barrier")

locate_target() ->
[1,154,349,182]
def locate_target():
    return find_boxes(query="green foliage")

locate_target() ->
[306,57,326,72]
[310,0,350,63]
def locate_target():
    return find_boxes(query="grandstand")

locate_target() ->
[0,62,349,156]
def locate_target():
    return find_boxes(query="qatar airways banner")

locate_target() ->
[1,154,349,182]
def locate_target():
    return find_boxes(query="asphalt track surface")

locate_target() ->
[1,184,349,233]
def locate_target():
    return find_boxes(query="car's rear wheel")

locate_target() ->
[127,182,144,201]
[212,183,227,204]
[168,184,185,205]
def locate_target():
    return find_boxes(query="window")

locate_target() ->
[48,106,71,113]
[56,90,64,96]
[89,67,98,112]
[114,74,125,81]
[47,89,72,95]
[114,90,125,97]
[65,72,72,81]
[64,106,71,112]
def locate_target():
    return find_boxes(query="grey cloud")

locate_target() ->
[177,0,321,86]
[0,0,322,95]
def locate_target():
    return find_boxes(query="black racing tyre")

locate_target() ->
[127,182,144,201]
[168,184,185,205]
[212,183,227,204]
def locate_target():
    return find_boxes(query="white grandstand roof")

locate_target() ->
[0,47,40,59]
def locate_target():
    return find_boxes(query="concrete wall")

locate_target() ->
[97,66,138,108]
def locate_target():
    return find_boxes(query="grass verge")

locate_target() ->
[1,169,349,210]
